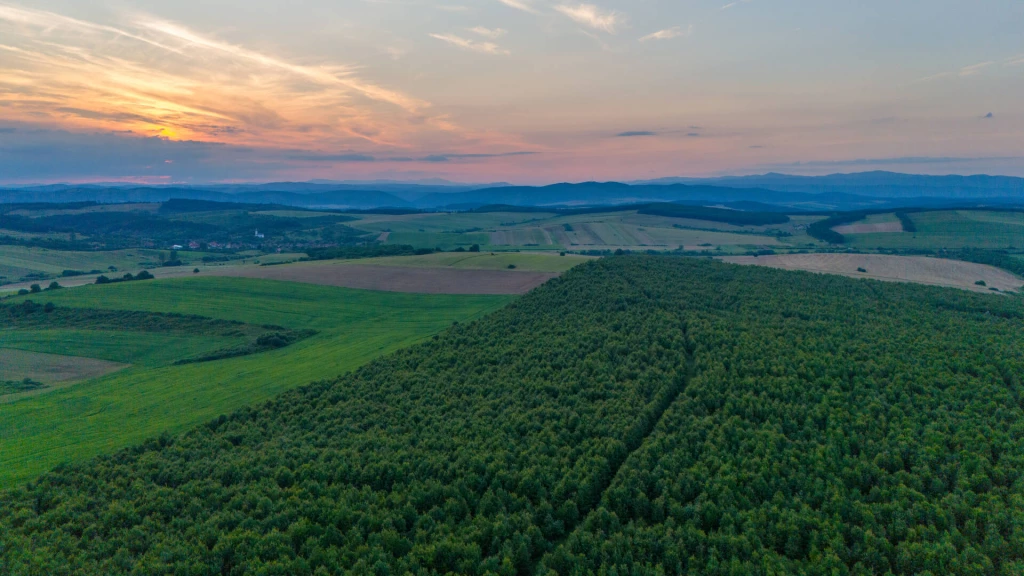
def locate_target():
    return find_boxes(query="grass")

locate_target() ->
[0,276,511,487]
[1,329,241,367]
[385,231,493,249]
[0,246,212,286]
[847,211,1024,250]
[351,251,593,272]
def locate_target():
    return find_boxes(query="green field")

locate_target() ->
[0,246,211,286]
[353,251,593,272]
[0,277,510,487]
[847,210,1024,250]
[385,231,492,249]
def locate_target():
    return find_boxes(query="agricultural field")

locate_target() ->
[0,349,126,397]
[832,212,904,234]
[0,277,510,487]
[5,258,1024,574]
[0,246,200,286]
[845,210,1024,250]
[353,251,593,272]
[0,252,306,292]
[214,262,559,294]
[347,209,798,252]
[723,253,1024,293]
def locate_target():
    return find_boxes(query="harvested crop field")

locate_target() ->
[213,262,559,294]
[0,349,127,387]
[721,253,1023,293]
[833,222,905,234]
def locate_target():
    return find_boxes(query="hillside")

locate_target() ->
[2,258,1024,574]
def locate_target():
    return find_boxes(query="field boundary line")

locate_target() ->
[533,323,696,569]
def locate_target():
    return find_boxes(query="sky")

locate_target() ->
[0,0,1022,185]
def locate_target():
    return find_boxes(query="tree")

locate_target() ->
[29,284,41,293]
[469,244,481,252]
[47,281,61,290]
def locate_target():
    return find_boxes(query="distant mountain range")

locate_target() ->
[633,171,1024,200]
[2,172,1023,211]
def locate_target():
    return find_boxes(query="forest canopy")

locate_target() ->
[2,257,1023,575]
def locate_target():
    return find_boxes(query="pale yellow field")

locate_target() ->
[722,253,1023,293]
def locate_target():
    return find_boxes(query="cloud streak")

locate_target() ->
[0,4,500,159]
[469,26,507,39]
[554,4,621,34]
[497,0,538,14]
[639,25,692,42]
[429,33,510,55]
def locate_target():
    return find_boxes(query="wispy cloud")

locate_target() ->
[0,5,472,154]
[1007,54,1024,66]
[915,61,996,83]
[958,61,994,76]
[429,33,510,55]
[469,26,507,39]
[136,17,425,113]
[721,0,753,10]
[497,0,538,14]
[554,4,621,34]
[639,25,692,42]
[616,131,656,137]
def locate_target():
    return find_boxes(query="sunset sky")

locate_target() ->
[1,0,1022,184]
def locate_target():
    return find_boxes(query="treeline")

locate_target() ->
[806,212,865,244]
[0,201,366,251]
[946,248,1024,278]
[304,244,432,261]
[95,270,154,284]
[0,378,46,397]
[1,299,252,335]
[895,211,917,233]
[174,329,318,365]
[469,203,791,226]
[3,258,1024,574]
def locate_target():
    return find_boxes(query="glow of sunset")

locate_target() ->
[1,1,1022,184]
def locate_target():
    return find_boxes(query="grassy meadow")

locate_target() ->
[846,210,1024,250]
[0,276,511,487]
[0,246,213,286]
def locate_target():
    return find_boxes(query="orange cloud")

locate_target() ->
[0,5,479,155]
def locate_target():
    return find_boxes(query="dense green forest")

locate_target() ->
[2,257,1023,575]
